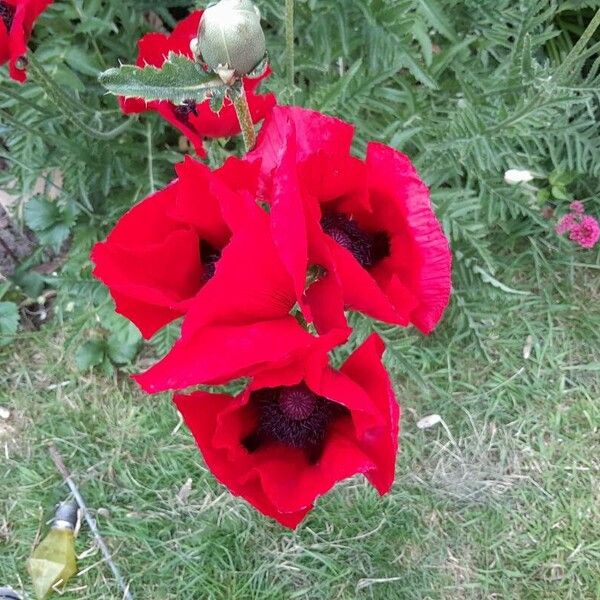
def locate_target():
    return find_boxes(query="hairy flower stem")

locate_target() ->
[232,85,256,151]
[27,54,135,140]
[285,0,295,100]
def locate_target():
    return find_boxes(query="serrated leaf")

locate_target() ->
[76,340,106,370]
[99,53,228,104]
[107,337,139,365]
[24,197,60,231]
[0,302,19,340]
[416,0,457,42]
[209,89,226,114]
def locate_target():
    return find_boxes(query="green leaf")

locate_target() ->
[107,335,139,365]
[65,47,102,77]
[537,188,551,203]
[551,185,569,200]
[24,197,60,231]
[549,171,576,186]
[99,53,228,104]
[0,302,19,341]
[209,88,226,113]
[75,340,106,370]
[12,271,45,299]
[416,0,457,42]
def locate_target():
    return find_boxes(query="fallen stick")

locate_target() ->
[48,444,134,600]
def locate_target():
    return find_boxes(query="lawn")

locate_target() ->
[1,251,598,599]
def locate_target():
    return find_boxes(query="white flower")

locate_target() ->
[504,169,534,185]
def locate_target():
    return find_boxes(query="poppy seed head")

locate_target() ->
[321,212,389,268]
[243,383,347,463]
[200,240,221,283]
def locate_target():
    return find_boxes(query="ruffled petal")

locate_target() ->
[7,0,52,82]
[177,190,296,331]
[174,391,311,528]
[170,156,230,247]
[340,334,399,494]
[366,143,452,333]
[135,12,200,67]
[326,238,404,325]
[248,420,376,515]
[268,126,308,305]
[248,106,355,200]
[91,229,201,338]
[134,317,318,393]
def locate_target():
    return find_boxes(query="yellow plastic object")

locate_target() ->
[27,503,77,599]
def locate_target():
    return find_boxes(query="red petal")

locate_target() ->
[174,391,311,528]
[178,191,296,331]
[92,229,201,338]
[249,420,375,514]
[340,334,399,494]
[326,238,404,324]
[269,127,308,305]
[366,143,452,333]
[7,0,52,82]
[134,318,317,393]
[135,11,201,67]
[188,77,276,139]
[170,156,230,247]
[248,106,355,199]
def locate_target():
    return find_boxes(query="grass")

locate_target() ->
[1,248,599,599]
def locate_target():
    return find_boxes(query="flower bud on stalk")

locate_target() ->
[192,0,266,85]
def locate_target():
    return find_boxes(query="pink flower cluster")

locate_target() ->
[555,201,600,249]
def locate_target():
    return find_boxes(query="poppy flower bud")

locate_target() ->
[194,0,266,83]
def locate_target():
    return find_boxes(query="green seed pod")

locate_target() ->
[196,0,266,83]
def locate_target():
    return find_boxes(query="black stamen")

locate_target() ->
[200,240,221,283]
[173,99,198,124]
[321,212,389,268]
[0,2,15,30]
[242,384,347,464]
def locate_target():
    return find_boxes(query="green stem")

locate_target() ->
[285,0,295,99]
[27,54,96,116]
[0,86,54,117]
[147,121,155,193]
[232,85,256,152]
[26,54,135,140]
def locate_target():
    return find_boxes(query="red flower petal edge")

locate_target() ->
[119,10,276,156]
[1,0,52,82]
[174,333,399,528]
[248,106,452,334]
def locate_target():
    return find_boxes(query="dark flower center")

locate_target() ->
[0,2,15,30]
[242,383,347,463]
[321,212,390,268]
[200,240,221,283]
[174,99,198,124]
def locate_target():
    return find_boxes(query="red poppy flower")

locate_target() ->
[92,155,302,341]
[247,106,452,335]
[0,0,52,82]
[174,333,399,528]
[119,10,276,157]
